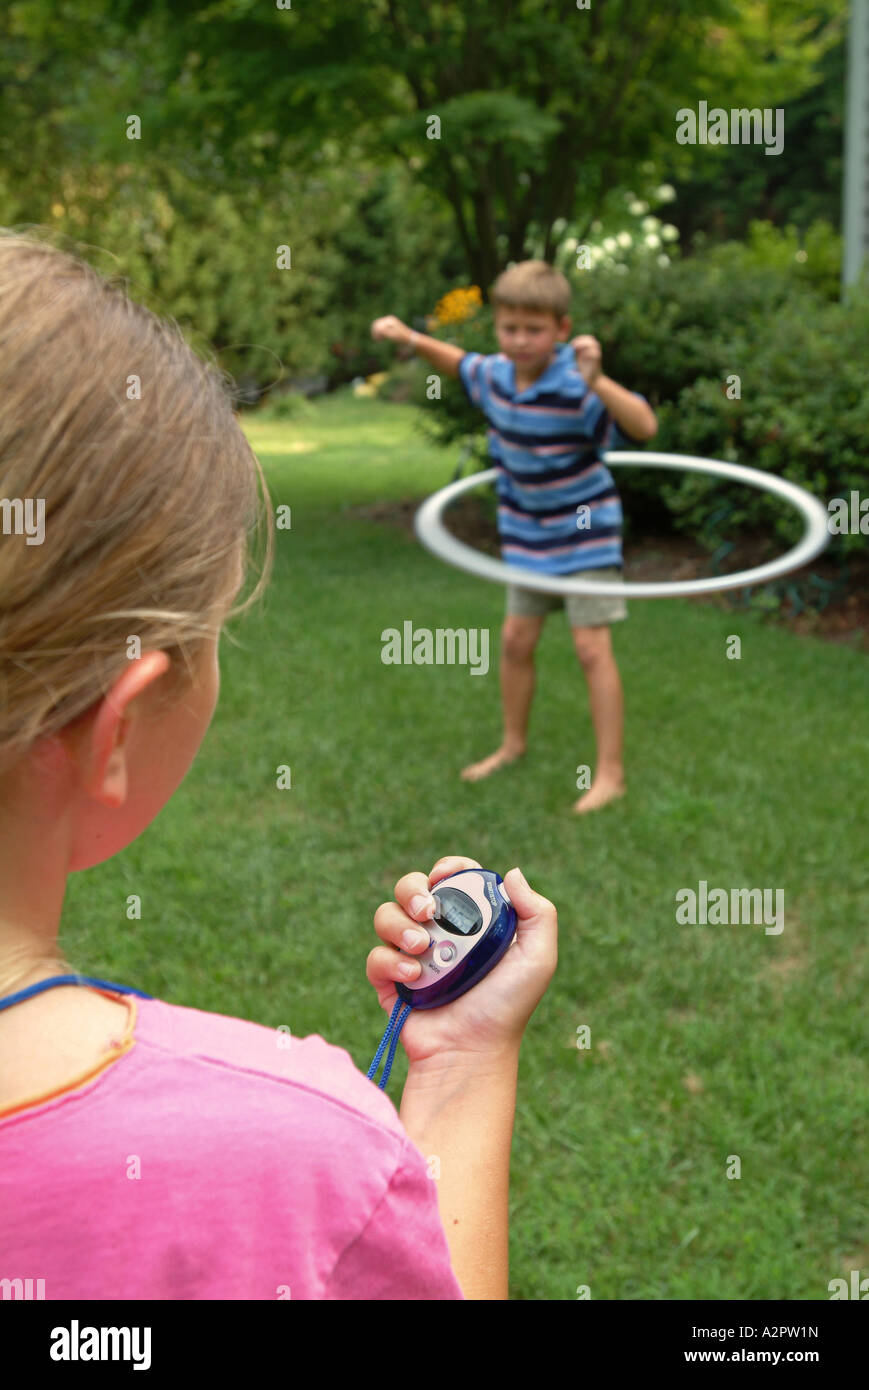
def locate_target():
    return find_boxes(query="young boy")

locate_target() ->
[371,260,657,814]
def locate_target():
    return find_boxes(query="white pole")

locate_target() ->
[842,0,869,291]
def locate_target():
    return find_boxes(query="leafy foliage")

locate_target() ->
[0,0,847,286]
[0,156,461,395]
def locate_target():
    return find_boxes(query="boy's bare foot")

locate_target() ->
[572,776,626,814]
[461,745,525,782]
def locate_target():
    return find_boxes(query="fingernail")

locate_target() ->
[511,867,530,890]
[410,893,436,920]
[398,960,420,978]
[402,928,430,950]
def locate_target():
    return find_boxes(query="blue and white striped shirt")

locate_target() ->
[458,342,648,574]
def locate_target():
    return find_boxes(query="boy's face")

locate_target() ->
[494,307,571,376]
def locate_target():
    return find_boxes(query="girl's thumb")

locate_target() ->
[503,867,545,923]
[503,867,558,975]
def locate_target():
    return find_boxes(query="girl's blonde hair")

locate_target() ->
[0,229,274,777]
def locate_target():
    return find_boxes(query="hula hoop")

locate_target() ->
[413,452,831,598]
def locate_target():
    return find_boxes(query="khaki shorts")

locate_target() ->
[506,566,627,628]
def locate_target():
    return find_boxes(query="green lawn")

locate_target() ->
[63,392,868,1301]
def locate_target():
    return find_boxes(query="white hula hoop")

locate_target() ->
[413,452,831,598]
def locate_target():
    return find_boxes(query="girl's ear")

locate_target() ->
[65,651,171,806]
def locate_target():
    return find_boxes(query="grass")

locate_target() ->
[61,391,868,1301]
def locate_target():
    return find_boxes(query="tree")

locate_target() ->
[667,1,848,246]
[0,0,845,289]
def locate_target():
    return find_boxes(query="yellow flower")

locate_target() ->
[432,285,483,326]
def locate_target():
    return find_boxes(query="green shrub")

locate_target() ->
[656,286,869,559]
[257,391,316,422]
[27,159,461,396]
[376,357,421,404]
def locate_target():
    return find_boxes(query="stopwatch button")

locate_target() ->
[437,943,456,963]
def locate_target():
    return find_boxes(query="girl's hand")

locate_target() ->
[571,333,603,387]
[371,315,411,344]
[366,856,558,1065]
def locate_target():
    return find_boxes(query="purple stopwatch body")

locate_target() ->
[396,868,518,1010]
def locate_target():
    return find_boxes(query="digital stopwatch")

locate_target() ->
[367,867,519,1090]
[396,867,517,1009]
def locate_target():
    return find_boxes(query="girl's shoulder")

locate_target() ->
[0,985,132,1116]
[134,995,406,1136]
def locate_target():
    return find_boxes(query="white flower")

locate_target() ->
[655,183,676,202]
[644,233,662,249]
[657,254,671,267]
[628,200,649,216]
[616,231,632,248]
[641,215,661,232]
[603,236,618,252]
[552,218,568,235]
[591,245,606,260]
[563,236,578,252]
[795,249,808,262]
[661,224,680,241]
[590,219,603,234]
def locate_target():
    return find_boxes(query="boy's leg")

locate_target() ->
[461,613,546,781]
[570,624,626,813]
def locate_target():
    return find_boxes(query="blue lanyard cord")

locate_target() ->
[0,974,154,1013]
[367,998,413,1091]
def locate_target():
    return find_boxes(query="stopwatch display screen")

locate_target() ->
[433,886,483,937]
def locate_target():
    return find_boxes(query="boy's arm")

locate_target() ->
[591,374,658,442]
[570,333,657,441]
[371,316,465,378]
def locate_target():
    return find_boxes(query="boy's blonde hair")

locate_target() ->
[0,230,274,777]
[489,260,571,320]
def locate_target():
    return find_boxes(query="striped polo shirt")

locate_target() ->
[458,342,649,574]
